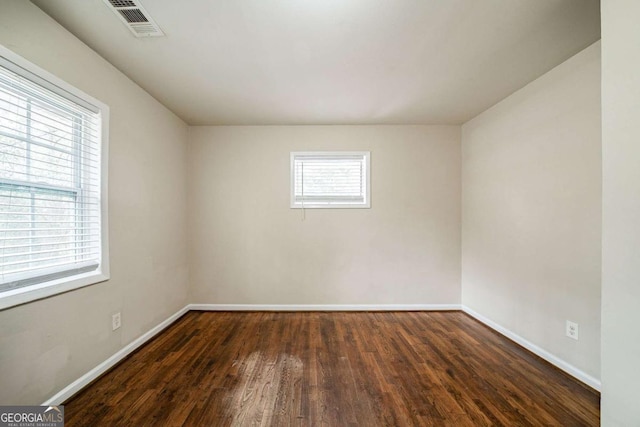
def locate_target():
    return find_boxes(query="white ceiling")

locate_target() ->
[32,0,600,125]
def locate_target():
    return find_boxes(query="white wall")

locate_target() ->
[188,125,461,306]
[461,43,601,381]
[601,1,640,424]
[0,1,189,404]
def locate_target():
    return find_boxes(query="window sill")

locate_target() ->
[0,270,109,310]
[290,204,371,209]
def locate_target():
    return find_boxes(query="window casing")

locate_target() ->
[290,151,370,209]
[0,45,109,309]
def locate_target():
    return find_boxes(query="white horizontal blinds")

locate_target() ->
[293,153,367,205]
[0,60,101,291]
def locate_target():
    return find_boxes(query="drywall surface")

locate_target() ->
[601,0,640,424]
[0,1,189,404]
[188,125,461,305]
[461,42,601,379]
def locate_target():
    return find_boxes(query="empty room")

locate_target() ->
[0,0,638,425]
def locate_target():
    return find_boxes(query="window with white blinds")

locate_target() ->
[0,48,108,307]
[290,152,370,208]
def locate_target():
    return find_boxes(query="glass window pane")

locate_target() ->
[0,135,27,181]
[30,102,75,151]
[0,186,78,275]
[0,86,27,138]
[30,144,76,188]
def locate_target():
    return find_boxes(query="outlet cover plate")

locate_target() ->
[566,320,579,340]
[112,312,121,331]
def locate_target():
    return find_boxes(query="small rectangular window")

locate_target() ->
[0,46,109,309]
[290,151,370,209]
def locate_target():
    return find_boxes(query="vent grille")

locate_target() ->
[102,0,164,37]
[108,0,136,7]
[118,9,149,23]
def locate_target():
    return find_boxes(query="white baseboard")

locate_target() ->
[461,305,601,391]
[42,305,190,406]
[188,303,461,311]
[42,303,457,405]
[42,302,598,406]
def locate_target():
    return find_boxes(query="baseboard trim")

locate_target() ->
[42,305,190,406]
[42,303,458,405]
[461,305,601,391]
[188,303,461,311]
[42,302,598,405]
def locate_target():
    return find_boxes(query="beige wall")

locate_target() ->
[188,125,461,305]
[461,43,601,380]
[601,1,640,424]
[0,1,189,404]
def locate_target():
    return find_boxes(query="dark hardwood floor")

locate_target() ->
[64,311,599,426]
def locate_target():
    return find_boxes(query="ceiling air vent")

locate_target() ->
[103,0,164,37]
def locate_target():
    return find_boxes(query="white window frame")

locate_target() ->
[0,44,109,310]
[290,151,371,209]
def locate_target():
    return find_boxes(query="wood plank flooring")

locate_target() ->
[63,311,599,426]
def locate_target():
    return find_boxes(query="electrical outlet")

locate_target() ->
[112,312,121,331]
[566,320,579,340]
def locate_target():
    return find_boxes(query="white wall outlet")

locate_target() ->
[112,312,121,331]
[566,320,579,340]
